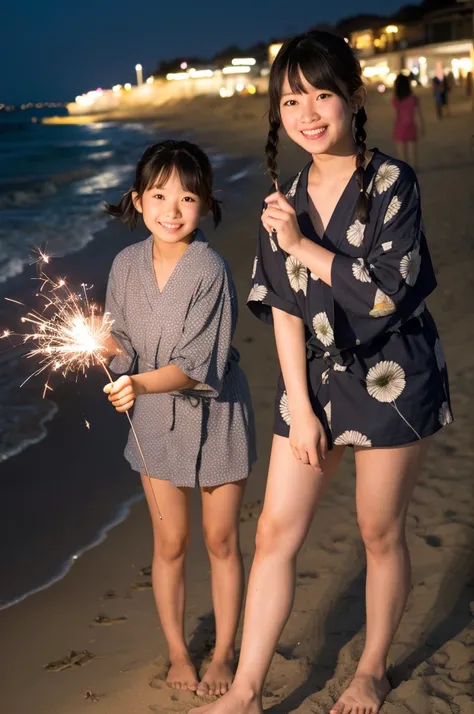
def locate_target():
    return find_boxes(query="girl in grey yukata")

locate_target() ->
[102,141,256,696]
[191,31,453,714]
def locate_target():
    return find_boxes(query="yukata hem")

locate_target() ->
[273,417,450,449]
[125,454,253,488]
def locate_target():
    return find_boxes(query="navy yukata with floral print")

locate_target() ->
[247,149,453,449]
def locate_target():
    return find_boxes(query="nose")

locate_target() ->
[300,99,320,124]
[164,201,182,219]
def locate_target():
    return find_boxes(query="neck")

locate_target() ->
[310,137,360,182]
[152,232,195,262]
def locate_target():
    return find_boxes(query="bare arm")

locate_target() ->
[272,307,327,469]
[273,307,312,414]
[132,365,198,395]
[104,365,198,412]
[291,239,335,286]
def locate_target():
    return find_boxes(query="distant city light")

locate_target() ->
[135,64,142,71]
[180,61,188,69]
[222,65,251,74]
[231,57,256,66]
[124,83,132,90]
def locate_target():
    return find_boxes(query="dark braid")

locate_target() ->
[354,107,369,224]
[265,117,281,184]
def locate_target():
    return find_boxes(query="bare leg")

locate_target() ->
[330,439,430,714]
[141,475,198,692]
[189,436,345,714]
[394,141,407,162]
[196,480,247,697]
[407,141,418,170]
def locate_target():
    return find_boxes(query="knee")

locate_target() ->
[203,527,238,559]
[156,533,189,563]
[255,514,298,558]
[358,518,405,557]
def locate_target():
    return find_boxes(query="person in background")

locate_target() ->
[393,73,424,169]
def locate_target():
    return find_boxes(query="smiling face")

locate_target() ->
[279,70,363,157]
[133,168,205,245]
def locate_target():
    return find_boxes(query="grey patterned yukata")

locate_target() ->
[106,231,256,487]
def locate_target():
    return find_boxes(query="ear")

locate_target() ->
[132,191,143,214]
[351,86,367,114]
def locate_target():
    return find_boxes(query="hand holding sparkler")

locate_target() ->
[104,375,137,413]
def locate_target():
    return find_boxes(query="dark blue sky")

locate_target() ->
[2,1,414,103]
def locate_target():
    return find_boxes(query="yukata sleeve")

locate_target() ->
[331,162,436,344]
[105,255,137,375]
[247,205,303,325]
[169,263,232,398]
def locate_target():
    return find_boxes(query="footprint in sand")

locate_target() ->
[240,500,262,522]
[91,614,127,626]
[103,589,117,600]
[131,580,153,590]
[84,689,102,702]
[45,650,95,672]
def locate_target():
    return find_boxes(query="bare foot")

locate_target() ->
[196,658,234,697]
[330,673,391,714]
[166,656,199,691]
[189,688,262,714]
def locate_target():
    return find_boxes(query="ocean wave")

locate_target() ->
[0,168,96,210]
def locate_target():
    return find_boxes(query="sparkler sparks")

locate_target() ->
[5,268,163,519]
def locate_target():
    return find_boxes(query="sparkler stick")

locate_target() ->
[4,269,163,520]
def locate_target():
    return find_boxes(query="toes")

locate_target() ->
[187,681,198,692]
[196,683,209,697]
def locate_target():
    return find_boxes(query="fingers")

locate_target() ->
[265,190,293,211]
[114,399,135,413]
[109,389,134,408]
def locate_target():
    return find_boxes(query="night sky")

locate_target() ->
[2,0,417,104]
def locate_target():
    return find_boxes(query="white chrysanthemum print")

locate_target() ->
[439,402,453,426]
[374,162,400,194]
[333,362,347,372]
[324,401,331,428]
[286,255,308,296]
[286,172,301,198]
[400,247,421,287]
[366,361,406,402]
[310,272,320,281]
[334,431,372,447]
[248,284,268,302]
[434,338,446,371]
[280,391,291,425]
[382,241,393,252]
[252,257,258,279]
[269,235,278,252]
[321,369,330,385]
[384,195,402,225]
[352,257,372,283]
[312,312,334,347]
[346,220,366,247]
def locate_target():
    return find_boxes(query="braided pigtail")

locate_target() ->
[354,107,369,224]
[265,116,281,185]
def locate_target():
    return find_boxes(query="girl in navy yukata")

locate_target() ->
[191,31,452,714]
[101,141,256,696]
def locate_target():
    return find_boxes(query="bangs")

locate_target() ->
[285,43,345,98]
[141,149,207,199]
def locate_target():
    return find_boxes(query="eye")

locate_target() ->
[317,93,331,100]
[283,99,297,106]
[182,196,196,203]
[153,193,164,200]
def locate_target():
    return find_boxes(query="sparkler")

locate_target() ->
[4,264,162,519]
